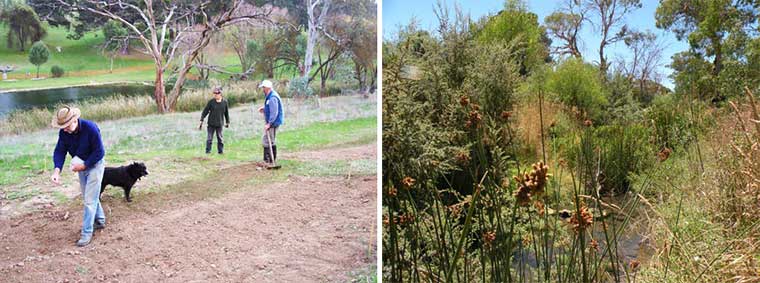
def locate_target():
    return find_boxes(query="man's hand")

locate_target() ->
[258,106,264,113]
[265,123,270,130]
[198,121,203,130]
[225,123,229,128]
[51,168,61,185]
[71,164,86,172]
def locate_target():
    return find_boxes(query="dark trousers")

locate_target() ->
[206,126,224,153]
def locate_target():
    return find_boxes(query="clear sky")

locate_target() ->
[382,0,690,90]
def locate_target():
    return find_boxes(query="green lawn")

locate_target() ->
[0,25,154,90]
[0,25,152,73]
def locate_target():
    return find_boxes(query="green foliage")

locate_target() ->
[656,0,757,101]
[559,122,654,195]
[544,11,583,58]
[475,0,549,75]
[547,58,607,121]
[668,51,713,98]
[0,0,22,12]
[50,65,64,78]
[280,31,307,74]
[0,3,46,51]
[382,9,631,282]
[288,76,314,97]
[605,72,642,123]
[245,30,279,77]
[646,94,702,151]
[595,124,654,194]
[467,42,521,118]
[28,40,49,77]
[102,20,127,52]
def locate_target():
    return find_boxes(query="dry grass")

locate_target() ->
[0,81,263,136]
[514,96,562,160]
[636,88,760,282]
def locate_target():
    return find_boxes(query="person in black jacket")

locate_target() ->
[199,87,230,154]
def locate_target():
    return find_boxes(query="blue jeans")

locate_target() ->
[78,159,105,236]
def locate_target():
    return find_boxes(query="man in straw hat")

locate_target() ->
[50,106,106,247]
[199,86,230,154]
[257,79,284,166]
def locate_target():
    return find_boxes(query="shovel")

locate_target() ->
[265,128,281,170]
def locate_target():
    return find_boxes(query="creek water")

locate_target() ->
[0,84,155,117]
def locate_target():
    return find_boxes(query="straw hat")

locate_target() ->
[51,106,81,129]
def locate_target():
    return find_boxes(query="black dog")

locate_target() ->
[100,162,149,202]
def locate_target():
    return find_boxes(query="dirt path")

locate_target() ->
[0,145,377,282]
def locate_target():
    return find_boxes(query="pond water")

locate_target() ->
[0,84,155,117]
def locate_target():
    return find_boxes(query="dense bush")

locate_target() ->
[383,5,643,281]
[604,72,643,124]
[645,94,703,151]
[474,0,549,75]
[50,65,64,78]
[546,58,608,121]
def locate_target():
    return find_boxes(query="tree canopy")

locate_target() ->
[1,3,47,51]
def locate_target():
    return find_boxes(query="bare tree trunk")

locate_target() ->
[18,28,25,51]
[304,21,316,77]
[154,69,167,113]
[168,46,206,111]
[320,70,328,95]
[304,0,331,79]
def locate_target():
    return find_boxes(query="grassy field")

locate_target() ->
[0,25,155,90]
[0,24,344,91]
[0,95,376,189]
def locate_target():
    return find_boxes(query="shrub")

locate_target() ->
[50,65,64,78]
[28,41,49,78]
[324,81,343,96]
[646,94,703,151]
[547,58,608,121]
[288,77,314,97]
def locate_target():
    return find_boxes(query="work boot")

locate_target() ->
[263,147,271,163]
[94,220,106,230]
[272,145,277,162]
[76,234,92,247]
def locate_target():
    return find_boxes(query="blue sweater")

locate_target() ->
[53,119,105,170]
[264,90,284,127]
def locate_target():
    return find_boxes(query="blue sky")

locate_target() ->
[382,0,690,89]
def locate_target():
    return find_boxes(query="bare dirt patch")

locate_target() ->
[284,144,377,162]
[0,146,377,282]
